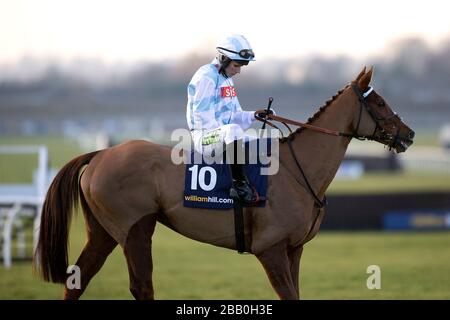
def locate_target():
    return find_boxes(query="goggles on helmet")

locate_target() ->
[217,47,255,60]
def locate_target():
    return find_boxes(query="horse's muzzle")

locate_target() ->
[393,130,415,153]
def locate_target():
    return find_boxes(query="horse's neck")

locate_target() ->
[281,90,355,197]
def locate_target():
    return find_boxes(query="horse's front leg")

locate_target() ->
[256,239,299,300]
[288,245,303,299]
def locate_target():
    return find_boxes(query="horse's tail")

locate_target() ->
[33,150,100,283]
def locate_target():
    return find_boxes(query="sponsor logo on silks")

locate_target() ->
[202,130,221,146]
[221,86,236,98]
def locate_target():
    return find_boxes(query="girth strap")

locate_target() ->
[233,201,246,253]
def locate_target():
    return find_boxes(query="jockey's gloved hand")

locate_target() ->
[255,108,276,119]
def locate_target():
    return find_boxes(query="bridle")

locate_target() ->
[254,84,404,209]
[350,84,402,147]
[255,84,400,143]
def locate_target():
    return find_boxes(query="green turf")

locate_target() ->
[1,136,449,299]
[328,172,450,194]
[0,136,82,183]
[1,214,449,300]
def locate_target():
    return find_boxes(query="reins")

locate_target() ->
[256,112,355,138]
[255,85,376,140]
[254,85,377,209]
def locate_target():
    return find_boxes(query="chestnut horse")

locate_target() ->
[34,67,414,299]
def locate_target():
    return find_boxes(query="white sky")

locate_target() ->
[1,0,450,64]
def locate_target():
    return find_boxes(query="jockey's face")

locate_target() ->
[225,61,244,78]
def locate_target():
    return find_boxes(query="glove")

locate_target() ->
[255,107,276,119]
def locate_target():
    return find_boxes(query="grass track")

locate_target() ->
[1,136,449,299]
[1,215,449,299]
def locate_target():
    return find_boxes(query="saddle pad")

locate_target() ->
[183,157,268,210]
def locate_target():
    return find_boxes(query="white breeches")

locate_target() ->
[191,124,251,156]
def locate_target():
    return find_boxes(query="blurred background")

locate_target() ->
[0,0,449,299]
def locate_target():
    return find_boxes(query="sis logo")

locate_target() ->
[221,86,236,98]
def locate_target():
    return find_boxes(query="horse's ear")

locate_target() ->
[355,66,366,81]
[358,66,373,90]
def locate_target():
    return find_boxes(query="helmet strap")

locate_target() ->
[218,54,231,78]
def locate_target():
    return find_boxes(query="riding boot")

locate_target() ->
[229,163,259,204]
[226,140,259,205]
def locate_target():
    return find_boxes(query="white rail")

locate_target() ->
[0,145,49,268]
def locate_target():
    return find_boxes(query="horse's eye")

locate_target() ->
[378,101,385,107]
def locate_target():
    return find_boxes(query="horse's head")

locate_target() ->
[349,67,414,153]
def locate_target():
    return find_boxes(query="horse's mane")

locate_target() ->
[280,83,351,143]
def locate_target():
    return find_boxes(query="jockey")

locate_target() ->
[186,34,271,205]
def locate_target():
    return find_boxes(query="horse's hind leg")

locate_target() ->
[63,207,117,300]
[256,240,299,300]
[123,213,157,300]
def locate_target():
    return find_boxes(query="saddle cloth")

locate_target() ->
[183,139,271,210]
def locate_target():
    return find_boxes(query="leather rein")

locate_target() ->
[254,84,389,209]
[255,84,385,140]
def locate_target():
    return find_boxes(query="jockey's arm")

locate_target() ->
[230,108,256,131]
[228,96,255,130]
